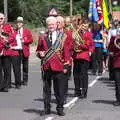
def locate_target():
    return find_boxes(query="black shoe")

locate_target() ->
[0,88,8,92]
[82,94,87,99]
[98,73,102,76]
[16,85,21,89]
[57,109,65,116]
[82,89,87,98]
[74,90,82,98]
[92,72,96,76]
[22,81,28,86]
[45,109,51,114]
[113,101,120,106]
[9,85,12,88]
[64,100,67,104]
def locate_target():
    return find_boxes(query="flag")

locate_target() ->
[96,0,103,24]
[102,0,109,29]
[88,0,98,22]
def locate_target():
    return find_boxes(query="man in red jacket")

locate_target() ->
[57,16,73,104]
[108,28,120,106]
[36,16,72,116]
[14,16,33,86]
[0,13,20,91]
[73,21,94,98]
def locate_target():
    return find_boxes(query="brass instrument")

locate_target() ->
[0,30,10,48]
[70,23,85,52]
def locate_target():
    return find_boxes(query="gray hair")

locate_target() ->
[46,16,57,24]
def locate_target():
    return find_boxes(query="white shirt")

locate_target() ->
[11,28,23,50]
[49,31,57,45]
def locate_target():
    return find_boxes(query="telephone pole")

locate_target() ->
[109,0,112,14]
[4,0,8,22]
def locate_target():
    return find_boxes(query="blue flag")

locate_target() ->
[88,0,98,22]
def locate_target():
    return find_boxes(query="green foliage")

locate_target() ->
[73,0,89,17]
[112,6,120,11]
[0,0,89,27]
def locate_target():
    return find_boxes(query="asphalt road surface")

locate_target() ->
[0,47,120,120]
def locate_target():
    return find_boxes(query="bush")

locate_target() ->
[112,6,120,11]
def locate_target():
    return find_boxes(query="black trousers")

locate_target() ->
[91,47,103,74]
[43,70,67,111]
[108,56,114,80]
[73,59,89,96]
[10,56,21,86]
[64,66,72,102]
[0,56,11,89]
[114,68,120,101]
[19,51,29,83]
[0,57,3,89]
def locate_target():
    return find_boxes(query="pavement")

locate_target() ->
[0,45,40,120]
[0,46,120,120]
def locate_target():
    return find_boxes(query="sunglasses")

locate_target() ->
[0,18,4,20]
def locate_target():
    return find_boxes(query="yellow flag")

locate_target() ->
[102,0,109,29]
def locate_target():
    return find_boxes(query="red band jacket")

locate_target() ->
[72,31,94,61]
[36,30,73,71]
[0,24,18,56]
[108,36,120,68]
[14,28,33,57]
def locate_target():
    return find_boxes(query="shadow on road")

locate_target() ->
[34,98,57,104]
[98,77,115,90]
[24,108,57,116]
[92,99,114,105]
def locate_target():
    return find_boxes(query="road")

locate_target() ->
[0,46,120,120]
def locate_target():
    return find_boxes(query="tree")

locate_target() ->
[0,0,89,27]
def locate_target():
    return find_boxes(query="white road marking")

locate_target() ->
[45,116,54,120]
[45,72,105,120]
[89,76,102,87]
[64,97,79,108]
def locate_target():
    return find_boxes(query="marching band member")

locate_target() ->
[12,16,33,86]
[36,16,72,116]
[108,28,120,106]
[73,20,94,98]
[0,13,18,91]
[57,16,73,104]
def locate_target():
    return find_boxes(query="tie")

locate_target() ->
[49,32,52,45]
[18,30,21,37]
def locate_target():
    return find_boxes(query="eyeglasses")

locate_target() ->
[0,18,4,20]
